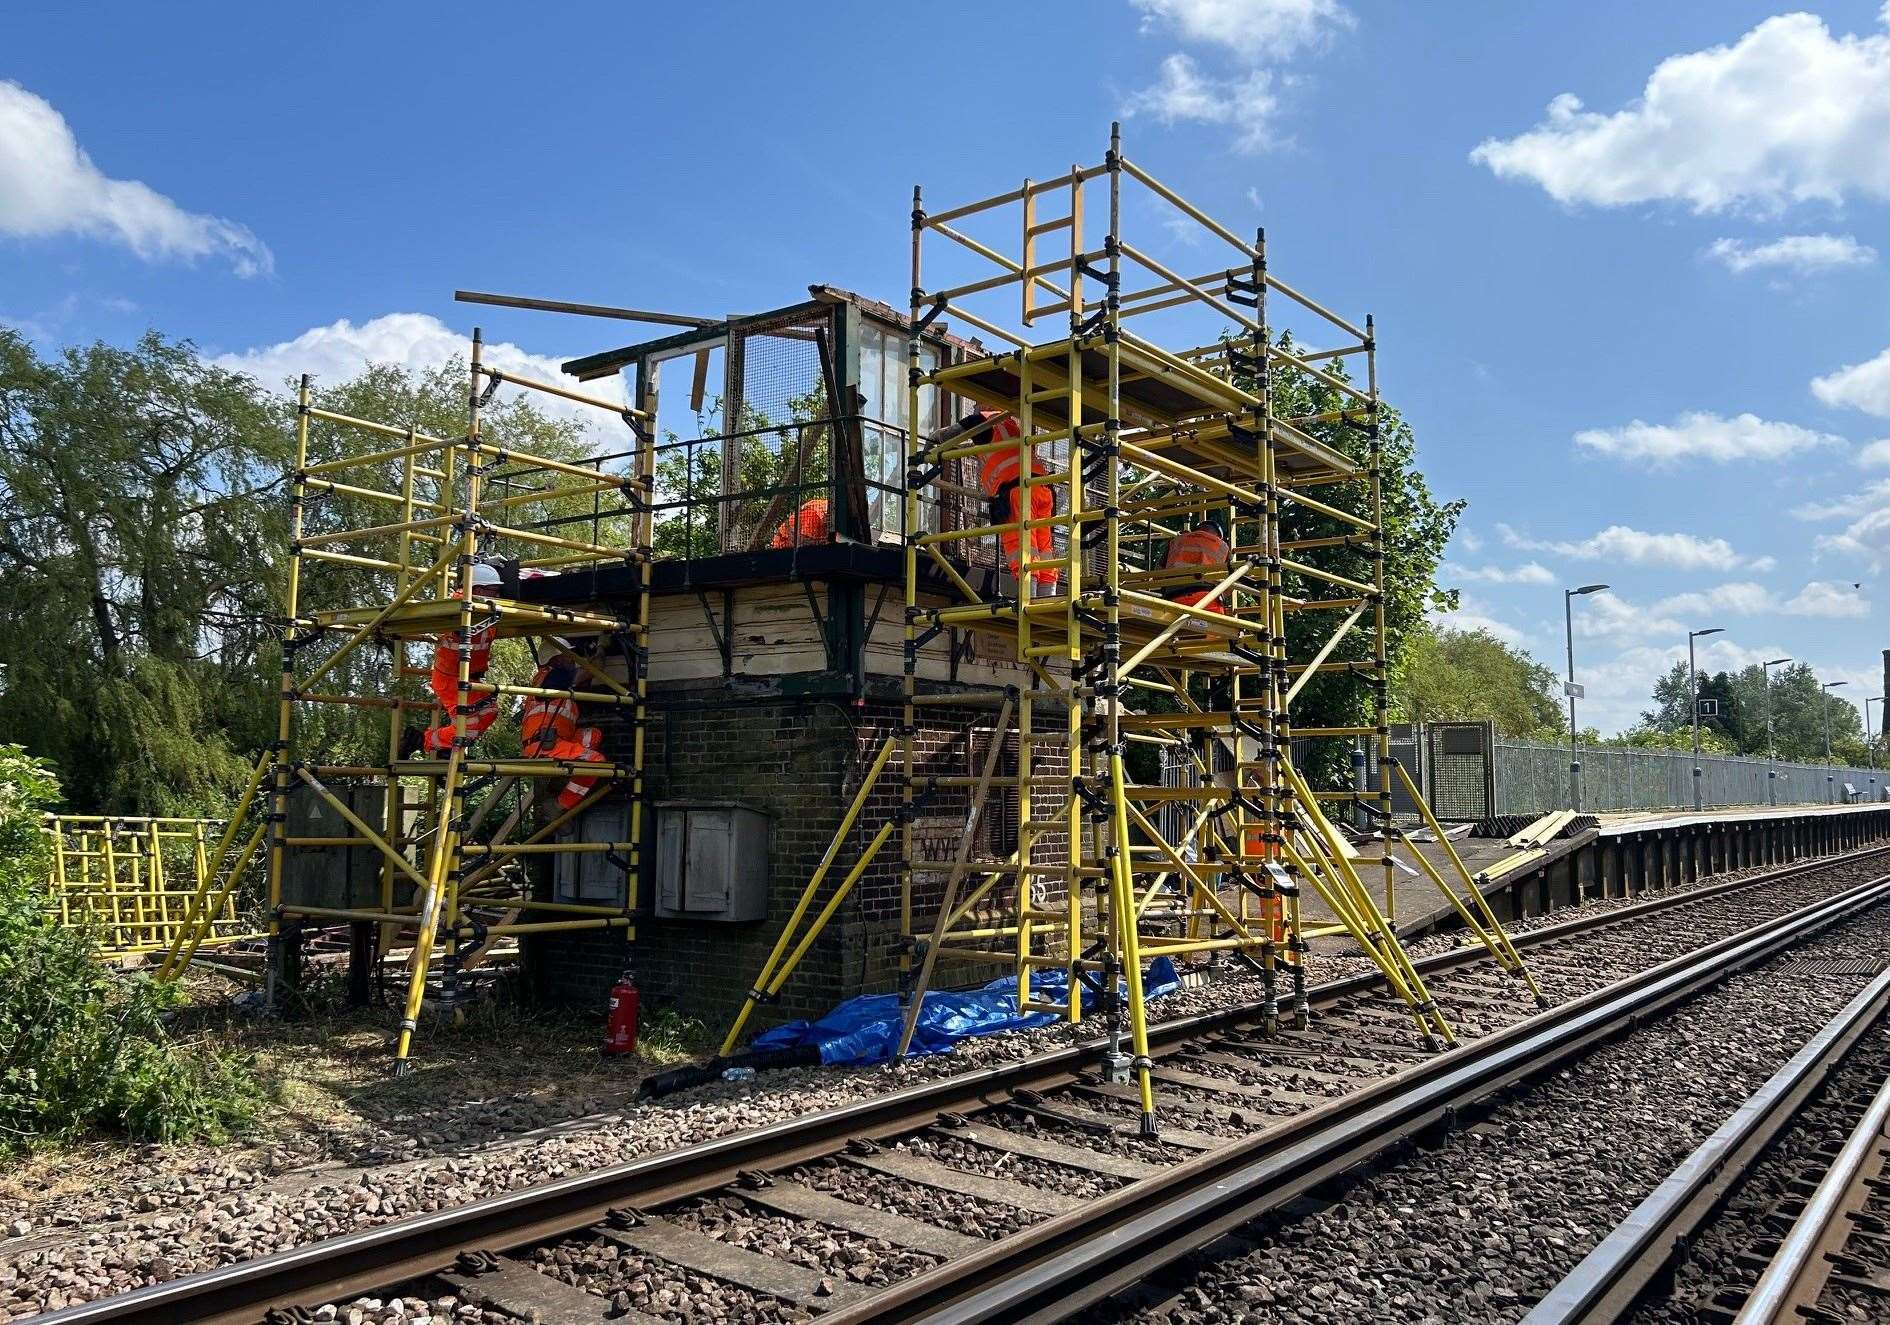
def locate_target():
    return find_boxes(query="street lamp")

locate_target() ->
[1763,657,1791,806]
[1563,583,1609,810]
[1821,679,1849,802]
[1867,696,1883,803]
[1688,627,1725,810]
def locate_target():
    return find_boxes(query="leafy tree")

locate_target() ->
[0,329,625,811]
[1640,659,1862,762]
[1396,625,1563,738]
[1232,336,1463,781]
[0,329,288,813]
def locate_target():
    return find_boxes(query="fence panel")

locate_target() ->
[1493,739,1886,816]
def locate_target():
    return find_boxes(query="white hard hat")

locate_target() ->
[470,562,503,590]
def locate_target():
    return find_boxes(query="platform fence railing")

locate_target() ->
[1494,739,1886,816]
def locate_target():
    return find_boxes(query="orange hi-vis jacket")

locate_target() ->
[521,669,580,757]
[520,661,605,811]
[557,726,606,811]
[422,620,498,753]
[1165,526,1231,613]
[975,413,1059,588]
[769,497,830,549]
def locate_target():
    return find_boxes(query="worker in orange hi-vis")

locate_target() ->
[519,652,606,811]
[420,561,504,754]
[973,411,1059,591]
[768,496,829,549]
[1165,515,1232,614]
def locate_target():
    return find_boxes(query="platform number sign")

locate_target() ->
[1696,699,1719,717]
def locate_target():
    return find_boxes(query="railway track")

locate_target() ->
[1524,964,1890,1324]
[34,846,1890,1325]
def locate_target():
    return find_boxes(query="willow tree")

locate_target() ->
[0,329,288,813]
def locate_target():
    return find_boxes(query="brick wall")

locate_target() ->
[529,681,1070,1038]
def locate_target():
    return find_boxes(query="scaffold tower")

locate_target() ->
[163,332,653,1070]
[880,124,1534,1134]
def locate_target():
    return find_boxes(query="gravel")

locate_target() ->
[794,1157,1028,1240]
[1627,1014,1890,1323]
[669,1195,941,1287]
[0,854,1872,1320]
[1103,902,1890,1324]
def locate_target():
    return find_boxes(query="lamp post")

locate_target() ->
[1563,584,1609,810]
[1688,627,1724,810]
[1821,679,1849,803]
[1763,656,1791,806]
[1867,695,1883,803]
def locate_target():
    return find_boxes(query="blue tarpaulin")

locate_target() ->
[749,957,1182,1066]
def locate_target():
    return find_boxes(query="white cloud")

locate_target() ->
[1572,411,1843,466]
[0,80,270,277]
[1815,505,1890,571]
[1572,592,1682,642]
[211,313,624,433]
[1456,530,1484,553]
[1470,10,1890,213]
[1642,579,1867,620]
[1498,522,1762,572]
[1783,580,1869,618]
[1792,478,1890,521]
[1122,54,1280,153]
[1432,593,1528,647]
[1130,0,1353,60]
[1442,560,1555,585]
[1856,440,1890,469]
[1813,347,1890,419]
[1705,234,1877,274]
[1651,581,1777,618]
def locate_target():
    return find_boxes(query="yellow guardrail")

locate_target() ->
[42,815,264,958]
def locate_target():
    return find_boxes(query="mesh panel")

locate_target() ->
[725,313,833,553]
[1423,722,1494,821]
[1493,738,1887,814]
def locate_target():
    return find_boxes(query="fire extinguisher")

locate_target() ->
[604,970,639,1055]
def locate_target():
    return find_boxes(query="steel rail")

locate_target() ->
[821,871,1890,1324]
[32,846,1890,1325]
[1735,1043,1890,1322]
[1523,967,1890,1323]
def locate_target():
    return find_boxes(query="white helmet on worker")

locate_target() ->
[469,561,503,593]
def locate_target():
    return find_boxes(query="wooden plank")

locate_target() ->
[932,1120,1164,1181]
[847,1149,1082,1216]
[1154,1064,1329,1108]
[1214,1038,1409,1076]
[1274,1028,1433,1060]
[1187,1049,1379,1089]
[440,1262,665,1325]
[601,1217,869,1310]
[1017,1098,1225,1151]
[740,1179,987,1258]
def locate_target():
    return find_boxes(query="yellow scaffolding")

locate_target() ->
[725,125,1539,1134]
[165,331,654,1070]
[42,814,262,957]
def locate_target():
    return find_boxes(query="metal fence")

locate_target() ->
[1495,739,1887,816]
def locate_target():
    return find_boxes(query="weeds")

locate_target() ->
[0,746,260,1153]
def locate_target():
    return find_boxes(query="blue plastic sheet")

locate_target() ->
[750,957,1182,1066]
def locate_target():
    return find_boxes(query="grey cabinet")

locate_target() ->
[554,801,633,907]
[653,801,768,921]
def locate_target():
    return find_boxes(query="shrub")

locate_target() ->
[0,745,259,1150]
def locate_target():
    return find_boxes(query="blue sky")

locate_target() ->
[4,1,1890,733]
